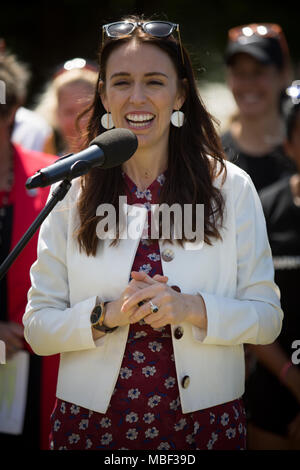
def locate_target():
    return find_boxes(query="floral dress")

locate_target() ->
[49,172,247,450]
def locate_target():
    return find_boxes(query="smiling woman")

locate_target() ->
[23,15,283,451]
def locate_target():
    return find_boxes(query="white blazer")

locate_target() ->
[23,160,283,414]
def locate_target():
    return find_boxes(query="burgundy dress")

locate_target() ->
[49,173,247,450]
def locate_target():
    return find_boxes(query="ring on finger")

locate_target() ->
[149,300,159,313]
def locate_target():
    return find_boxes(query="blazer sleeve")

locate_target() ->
[23,187,100,356]
[193,171,283,346]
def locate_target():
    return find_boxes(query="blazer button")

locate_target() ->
[174,326,184,339]
[181,375,190,389]
[161,248,174,262]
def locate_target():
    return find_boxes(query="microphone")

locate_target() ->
[25,128,138,189]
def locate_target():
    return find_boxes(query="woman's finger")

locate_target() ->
[121,284,163,313]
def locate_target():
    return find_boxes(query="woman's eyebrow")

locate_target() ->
[109,72,169,79]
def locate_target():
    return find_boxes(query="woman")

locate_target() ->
[245,94,300,449]
[35,58,98,155]
[23,16,283,450]
[222,23,294,192]
[0,50,56,449]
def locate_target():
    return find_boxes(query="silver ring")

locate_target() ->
[149,300,159,313]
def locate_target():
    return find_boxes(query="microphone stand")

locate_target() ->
[0,178,72,281]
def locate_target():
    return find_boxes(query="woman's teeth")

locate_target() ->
[126,114,154,128]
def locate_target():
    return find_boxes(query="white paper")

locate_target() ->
[0,350,29,435]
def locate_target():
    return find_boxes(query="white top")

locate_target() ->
[23,160,283,414]
[12,107,52,152]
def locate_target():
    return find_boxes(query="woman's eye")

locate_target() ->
[113,81,130,86]
[148,80,164,86]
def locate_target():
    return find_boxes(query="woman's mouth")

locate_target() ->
[125,113,155,129]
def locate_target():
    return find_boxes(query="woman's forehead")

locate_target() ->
[105,41,176,77]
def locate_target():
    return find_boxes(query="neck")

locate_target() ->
[122,143,168,191]
[231,109,285,155]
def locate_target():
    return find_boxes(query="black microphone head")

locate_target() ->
[89,128,138,169]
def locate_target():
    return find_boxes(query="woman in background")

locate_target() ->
[222,23,294,192]
[35,58,98,155]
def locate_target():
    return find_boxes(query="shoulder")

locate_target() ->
[259,176,291,211]
[210,155,253,191]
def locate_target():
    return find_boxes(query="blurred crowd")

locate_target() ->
[0,20,299,450]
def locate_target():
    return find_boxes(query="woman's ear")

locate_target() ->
[98,80,108,111]
[176,78,187,109]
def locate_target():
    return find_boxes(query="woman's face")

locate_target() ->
[100,41,185,152]
[227,53,285,118]
[57,82,93,151]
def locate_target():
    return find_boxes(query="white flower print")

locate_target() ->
[186,434,195,445]
[126,428,138,440]
[85,439,92,449]
[142,365,156,377]
[207,432,218,450]
[133,351,145,363]
[70,404,80,415]
[209,412,215,424]
[100,417,111,428]
[120,367,133,379]
[128,388,141,400]
[233,405,240,420]
[221,412,230,426]
[147,252,160,262]
[148,341,162,352]
[164,376,176,389]
[135,188,152,201]
[169,396,180,411]
[58,445,67,450]
[53,419,61,432]
[193,421,200,435]
[226,427,236,439]
[139,263,152,274]
[101,433,113,446]
[145,427,159,439]
[238,422,244,434]
[174,418,187,431]
[144,201,152,211]
[60,401,66,414]
[88,410,94,418]
[135,188,145,199]
[68,433,80,444]
[157,174,166,186]
[134,330,147,339]
[79,419,89,430]
[157,442,171,450]
[148,395,161,408]
[126,412,139,424]
[143,412,155,424]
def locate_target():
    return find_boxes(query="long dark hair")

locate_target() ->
[77,15,227,256]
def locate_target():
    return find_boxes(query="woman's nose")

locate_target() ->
[129,83,146,104]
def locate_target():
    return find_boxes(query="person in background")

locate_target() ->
[222,23,295,192]
[245,85,300,450]
[0,50,56,449]
[35,58,98,156]
[0,37,53,152]
[23,15,282,450]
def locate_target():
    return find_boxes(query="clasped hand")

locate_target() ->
[104,271,206,331]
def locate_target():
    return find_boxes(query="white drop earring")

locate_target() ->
[101,112,114,130]
[171,110,185,128]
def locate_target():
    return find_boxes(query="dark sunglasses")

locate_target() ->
[102,21,184,64]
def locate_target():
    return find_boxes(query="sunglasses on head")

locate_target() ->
[102,21,184,64]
